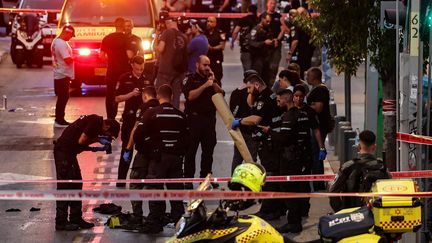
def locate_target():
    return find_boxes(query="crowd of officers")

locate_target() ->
[53,0,332,235]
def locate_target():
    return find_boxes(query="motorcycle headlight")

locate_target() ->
[175,216,187,236]
[141,39,151,51]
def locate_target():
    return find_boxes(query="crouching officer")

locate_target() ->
[231,70,283,220]
[53,114,120,230]
[115,55,152,188]
[274,85,325,233]
[136,85,189,234]
[123,87,159,229]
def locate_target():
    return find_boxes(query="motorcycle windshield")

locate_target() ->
[20,14,40,37]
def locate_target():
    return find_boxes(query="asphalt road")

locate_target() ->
[0,38,360,242]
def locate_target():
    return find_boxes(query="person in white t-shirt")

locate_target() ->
[51,25,75,127]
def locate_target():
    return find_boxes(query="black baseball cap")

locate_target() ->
[62,25,75,37]
[189,19,205,32]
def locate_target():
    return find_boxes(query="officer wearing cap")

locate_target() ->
[183,55,224,188]
[205,17,226,85]
[273,85,325,233]
[187,19,209,74]
[51,25,75,127]
[135,85,189,234]
[114,55,152,188]
[54,115,120,231]
[231,70,283,219]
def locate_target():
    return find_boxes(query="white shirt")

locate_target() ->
[51,37,74,80]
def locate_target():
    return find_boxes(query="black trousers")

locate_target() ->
[54,77,70,122]
[311,131,328,191]
[117,116,136,186]
[210,60,223,85]
[130,153,150,218]
[54,148,82,224]
[280,146,312,225]
[146,153,185,226]
[258,143,285,214]
[251,54,271,86]
[105,72,123,119]
[184,114,217,179]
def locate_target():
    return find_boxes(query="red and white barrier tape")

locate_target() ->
[0,8,319,18]
[168,12,320,18]
[0,8,60,14]
[0,189,428,201]
[1,170,432,184]
[396,132,432,145]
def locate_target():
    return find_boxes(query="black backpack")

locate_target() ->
[331,158,391,211]
[172,30,188,73]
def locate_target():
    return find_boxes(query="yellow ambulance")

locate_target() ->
[58,0,157,90]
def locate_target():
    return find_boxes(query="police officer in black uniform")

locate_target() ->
[205,17,226,84]
[231,4,258,71]
[137,85,189,234]
[274,85,324,233]
[125,19,144,56]
[54,115,120,231]
[261,0,285,85]
[249,13,274,86]
[123,87,160,229]
[183,55,224,189]
[231,71,283,220]
[115,55,152,188]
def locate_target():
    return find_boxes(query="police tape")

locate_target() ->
[0,8,60,14]
[1,170,432,184]
[0,189,430,201]
[396,132,432,145]
[168,12,320,19]
[0,8,320,18]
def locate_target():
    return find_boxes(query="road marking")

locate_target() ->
[217,140,234,145]
[16,118,54,125]
[0,173,51,186]
[20,222,34,231]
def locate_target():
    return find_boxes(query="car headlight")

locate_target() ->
[141,39,151,51]
[175,216,187,236]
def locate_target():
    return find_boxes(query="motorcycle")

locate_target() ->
[10,13,44,68]
[316,179,422,243]
[166,173,285,243]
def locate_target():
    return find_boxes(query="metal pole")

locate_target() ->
[424,28,432,242]
[345,73,351,122]
[396,0,400,171]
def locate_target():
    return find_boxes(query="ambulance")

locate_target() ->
[58,0,157,90]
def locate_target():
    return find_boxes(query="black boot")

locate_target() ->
[70,218,95,229]
[277,223,302,233]
[55,221,79,231]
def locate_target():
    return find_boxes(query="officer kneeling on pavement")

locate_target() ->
[53,114,120,231]
[135,84,189,234]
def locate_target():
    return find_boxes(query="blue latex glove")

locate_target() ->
[319,148,327,161]
[123,150,132,164]
[99,137,111,145]
[231,118,242,130]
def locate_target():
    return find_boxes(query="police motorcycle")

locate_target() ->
[167,163,285,243]
[316,179,422,243]
[10,13,44,68]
